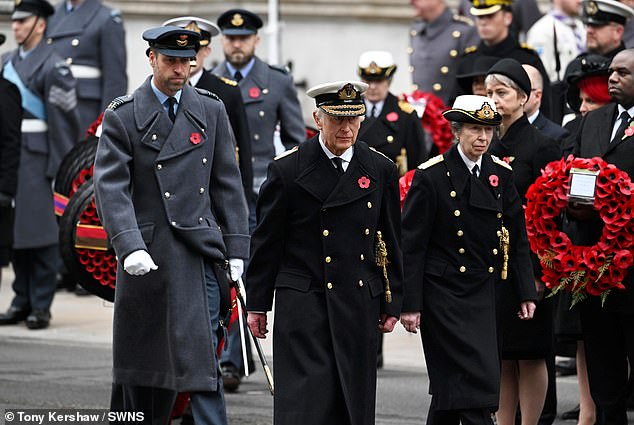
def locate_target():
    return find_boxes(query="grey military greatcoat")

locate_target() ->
[46,0,127,132]
[409,8,479,105]
[93,78,249,391]
[2,43,80,249]
[213,56,305,195]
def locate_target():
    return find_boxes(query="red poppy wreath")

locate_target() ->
[400,91,453,154]
[525,155,634,306]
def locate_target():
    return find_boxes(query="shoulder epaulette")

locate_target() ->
[107,94,132,111]
[274,146,298,160]
[419,154,444,170]
[491,155,513,170]
[54,61,71,76]
[269,64,290,74]
[195,87,221,102]
[520,42,536,52]
[464,45,478,54]
[110,9,123,23]
[398,99,415,114]
[453,14,474,26]
[218,75,238,86]
[369,147,393,162]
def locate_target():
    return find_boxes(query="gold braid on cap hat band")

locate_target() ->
[320,104,366,116]
[472,0,512,7]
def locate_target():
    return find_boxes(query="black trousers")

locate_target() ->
[580,299,634,425]
[426,397,494,425]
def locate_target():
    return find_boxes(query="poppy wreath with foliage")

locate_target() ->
[525,155,634,306]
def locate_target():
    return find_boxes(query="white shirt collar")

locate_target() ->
[189,69,203,87]
[527,110,539,124]
[617,104,634,120]
[457,143,482,174]
[364,99,385,118]
[318,134,354,169]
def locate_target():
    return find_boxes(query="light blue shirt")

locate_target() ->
[150,78,182,117]
[225,58,256,81]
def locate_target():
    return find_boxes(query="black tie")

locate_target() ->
[612,111,631,143]
[471,164,479,177]
[371,104,377,118]
[234,71,243,82]
[332,157,345,175]
[167,97,176,123]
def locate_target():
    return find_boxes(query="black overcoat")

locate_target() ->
[246,136,403,425]
[358,92,428,170]
[402,145,536,410]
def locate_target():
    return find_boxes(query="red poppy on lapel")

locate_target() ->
[249,87,260,98]
[625,127,634,138]
[386,112,398,122]
[190,132,201,145]
[489,174,499,187]
[358,176,371,189]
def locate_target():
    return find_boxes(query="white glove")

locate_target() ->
[228,258,244,282]
[123,250,158,276]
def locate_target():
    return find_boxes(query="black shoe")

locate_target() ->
[74,286,92,296]
[556,359,577,377]
[25,310,51,330]
[0,306,30,325]
[561,405,580,421]
[222,364,241,392]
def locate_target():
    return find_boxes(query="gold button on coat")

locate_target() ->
[327,282,333,289]
[156,164,162,170]
[358,280,364,287]
[364,228,370,235]
[493,248,498,255]
[387,135,394,143]
[360,254,365,261]
[164,192,171,199]
[457,230,464,236]
[71,39,79,47]
[450,190,456,197]
[152,134,158,141]
[459,266,466,273]
[199,187,205,194]
[323,230,329,237]
[440,66,449,74]
[433,83,442,91]
[454,209,461,217]
[450,49,458,57]
[452,30,461,38]
[367,202,372,208]
[325,256,331,263]
[488,267,494,273]
[497,213,502,218]
[458,248,465,254]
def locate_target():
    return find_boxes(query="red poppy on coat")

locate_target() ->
[358,176,371,189]
[190,133,201,145]
[249,87,260,98]
[489,174,499,187]
[625,126,634,138]
[386,112,398,122]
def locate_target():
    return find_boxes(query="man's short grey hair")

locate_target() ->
[485,73,528,99]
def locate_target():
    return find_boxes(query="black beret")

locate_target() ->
[487,58,532,99]
[217,9,263,35]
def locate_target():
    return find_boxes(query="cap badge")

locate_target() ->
[366,61,381,75]
[586,1,598,15]
[231,13,244,27]
[185,21,201,34]
[176,35,188,47]
[337,83,357,100]
[14,0,21,6]
[476,102,494,120]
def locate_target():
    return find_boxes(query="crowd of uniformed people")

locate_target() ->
[0,0,633,423]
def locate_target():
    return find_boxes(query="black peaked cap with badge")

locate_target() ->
[217,9,263,35]
[442,94,502,125]
[162,16,220,47]
[11,0,54,20]
[307,81,369,117]
[143,26,201,58]
[487,58,532,98]
[358,51,397,81]
[582,0,634,26]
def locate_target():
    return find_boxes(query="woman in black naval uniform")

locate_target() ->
[485,59,561,425]
[401,95,537,425]
[357,50,428,174]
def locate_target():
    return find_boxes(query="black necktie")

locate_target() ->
[167,97,176,123]
[371,104,377,118]
[612,111,631,143]
[234,71,243,82]
[332,157,345,175]
[471,164,479,177]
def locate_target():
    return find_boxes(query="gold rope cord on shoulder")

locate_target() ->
[500,226,509,280]
[375,231,392,303]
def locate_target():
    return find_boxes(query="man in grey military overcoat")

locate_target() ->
[212,7,305,390]
[93,26,249,424]
[46,0,127,133]
[0,0,80,330]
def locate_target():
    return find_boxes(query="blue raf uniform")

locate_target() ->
[46,0,127,133]
[0,0,80,330]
